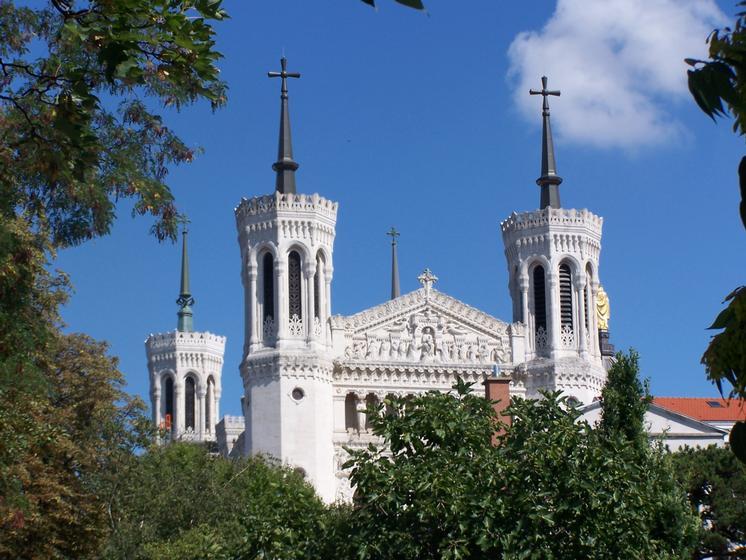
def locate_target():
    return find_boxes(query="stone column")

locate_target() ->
[275,258,287,345]
[333,393,346,433]
[546,272,560,357]
[590,280,600,357]
[575,275,588,357]
[174,378,185,436]
[152,383,161,426]
[304,261,316,343]
[198,385,207,438]
[247,260,258,352]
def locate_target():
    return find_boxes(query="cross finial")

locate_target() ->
[268,56,301,99]
[529,76,563,209]
[388,227,401,299]
[418,268,438,296]
[268,57,301,194]
[529,76,560,116]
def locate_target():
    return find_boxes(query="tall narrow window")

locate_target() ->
[533,265,547,333]
[345,393,358,431]
[559,263,574,329]
[584,264,592,332]
[185,376,196,431]
[164,376,174,430]
[288,251,302,320]
[262,253,275,322]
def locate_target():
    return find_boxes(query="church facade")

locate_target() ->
[146,62,618,503]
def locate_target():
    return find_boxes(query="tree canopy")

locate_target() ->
[341,366,697,560]
[672,445,746,559]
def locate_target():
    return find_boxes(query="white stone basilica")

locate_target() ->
[145,66,615,502]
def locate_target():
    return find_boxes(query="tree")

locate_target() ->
[103,443,329,560]
[0,328,152,559]
[0,0,227,248]
[672,445,746,559]
[342,373,697,560]
[598,349,651,448]
[686,1,746,462]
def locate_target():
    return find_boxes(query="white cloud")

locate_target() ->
[507,0,727,149]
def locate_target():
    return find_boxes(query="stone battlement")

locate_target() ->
[235,191,338,223]
[145,330,226,353]
[501,207,602,235]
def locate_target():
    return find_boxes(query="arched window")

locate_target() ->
[345,393,358,431]
[288,250,302,321]
[559,263,574,329]
[164,376,174,431]
[185,376,196,431]
[262,252,275,323]
[206,376,214,433]
[365,393,379,425]
[532,265,547,333]
[314,253,324,320]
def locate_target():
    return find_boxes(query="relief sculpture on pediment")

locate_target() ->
[341,308,512,365]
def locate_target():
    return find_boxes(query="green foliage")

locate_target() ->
[342,372,697,560]
[686,1,746,464]
[672,445,746,559]
[0,0,227,247]
[598,349,650,448]
[359,0,425,10]
[103,444,329,560]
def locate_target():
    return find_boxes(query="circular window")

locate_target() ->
[291,387,305,401]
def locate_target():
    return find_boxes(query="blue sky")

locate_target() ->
[57,0,746,416]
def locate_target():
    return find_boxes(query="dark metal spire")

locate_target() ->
[387,227,400,299]
[176,228,194,332]
[529,76,562,209]
[268,57,301,194]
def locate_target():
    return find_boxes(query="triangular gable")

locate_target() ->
[578,401,728,437]
[331,288,515,366]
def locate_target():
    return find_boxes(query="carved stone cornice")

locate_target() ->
[331,288,508,337]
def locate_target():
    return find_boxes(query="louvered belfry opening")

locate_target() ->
[533,265,547,332]
[559,263,574,329]
[164,376,174,429]
[288,250,302,320]
[185,376,196,431]
[262,252,274,322]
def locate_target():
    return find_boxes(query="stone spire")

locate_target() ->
[529,76,562,209]
[387,227,400,299]
[176,228,195,332]
[268,57,301,194]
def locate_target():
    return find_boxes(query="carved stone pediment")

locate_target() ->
[332,288,512,365]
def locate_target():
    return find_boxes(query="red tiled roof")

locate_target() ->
[653,397,746,422]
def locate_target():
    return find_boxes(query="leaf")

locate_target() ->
[395,0,425,8]
[729,421,746,464]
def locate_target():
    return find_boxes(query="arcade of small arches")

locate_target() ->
[517,257,599,358]
[245,243,333,349]
[341,390,433,434]
[153,371,219,437]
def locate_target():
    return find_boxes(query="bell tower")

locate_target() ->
[235,58,337,501]
[502,76,607,405]
[145,228,226,442]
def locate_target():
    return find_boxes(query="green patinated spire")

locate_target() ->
[176,228,194,332]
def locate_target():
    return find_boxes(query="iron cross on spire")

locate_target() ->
[386,227,400,245]
[268,57,300,99]
[529,75,560,116]
[387,227,401,300]
[529,76,563,209]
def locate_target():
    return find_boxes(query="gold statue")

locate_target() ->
[596,286,610,331]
